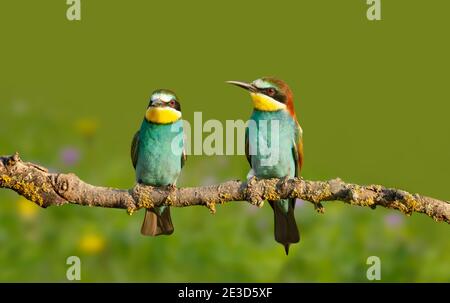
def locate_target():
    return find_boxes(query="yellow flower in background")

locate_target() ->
[78,233,106,254]
[74,118,99,139]
[17,197,39,219]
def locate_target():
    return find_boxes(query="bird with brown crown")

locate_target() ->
[227,77,303,254]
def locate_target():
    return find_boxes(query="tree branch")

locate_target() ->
[1,153,449,224]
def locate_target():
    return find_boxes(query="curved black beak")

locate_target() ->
[226,80,257,93]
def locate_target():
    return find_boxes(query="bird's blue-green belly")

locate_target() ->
[249,110,296,179]
[136,120,183,186]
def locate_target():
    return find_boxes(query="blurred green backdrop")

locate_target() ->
[0,0,449,282]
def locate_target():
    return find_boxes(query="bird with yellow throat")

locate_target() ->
[131,89,186,236]
[227,77,303,254]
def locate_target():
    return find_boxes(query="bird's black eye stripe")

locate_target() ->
[173,100,181,112]
[261,87,286,104]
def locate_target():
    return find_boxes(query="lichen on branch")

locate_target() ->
[0,153,449,224]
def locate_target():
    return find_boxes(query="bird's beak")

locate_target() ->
[226,80,257,93]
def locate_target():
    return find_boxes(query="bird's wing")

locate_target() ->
[245,125,252,167]
[292,121,304,177]
[131,130,140,169]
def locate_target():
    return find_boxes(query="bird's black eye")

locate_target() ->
[169,100,176,107]
[266,88,276,97]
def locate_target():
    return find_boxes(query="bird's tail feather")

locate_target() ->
[270,199,300,255]
[141,207,174,236]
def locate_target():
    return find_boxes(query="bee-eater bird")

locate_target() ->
[131,89,186,236]
[227,77,303,254]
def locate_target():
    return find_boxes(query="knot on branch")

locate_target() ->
[0,152,22,173]
[51,174,70,194]
[9,152,21,166]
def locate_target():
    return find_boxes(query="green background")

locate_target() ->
[0,0,449,282]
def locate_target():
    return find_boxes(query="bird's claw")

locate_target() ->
[167,184,177,190]
[163,184,178,206]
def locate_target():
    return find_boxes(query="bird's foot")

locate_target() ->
[281,175,290,185]
[167,183,177,190]
[164,184,177,205]
[278,175,291,194]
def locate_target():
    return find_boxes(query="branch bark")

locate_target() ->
[1,153,449,224]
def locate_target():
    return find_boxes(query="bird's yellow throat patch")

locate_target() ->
[250,93,286,111]
[145,107,181,124]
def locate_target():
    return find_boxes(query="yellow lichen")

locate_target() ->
[351,186,376,207]
[396,193,419,215]
[364,196,375,206]
[206,201,216,214]
[289,188,299,199]
[369,185,383,192]
[138,195,154,209]
[0,175,44,206]
[0,175,12,185]
[404,194,419,212]
[308,184,331,204]
[14,181,43,206]
[2,175,44,207]
[165,194,174,206]
[41,182,52,193]
[127,207,135,215]
[219,192,232,201]
[264,186,280,201]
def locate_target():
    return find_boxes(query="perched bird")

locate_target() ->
[131,89,186,236]
[227,77,303,254]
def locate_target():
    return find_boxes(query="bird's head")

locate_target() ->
[227,77,296,116]
[145,89,182,124]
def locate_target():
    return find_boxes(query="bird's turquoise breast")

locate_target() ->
[249,110,296,178]
[136,119,183,186]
